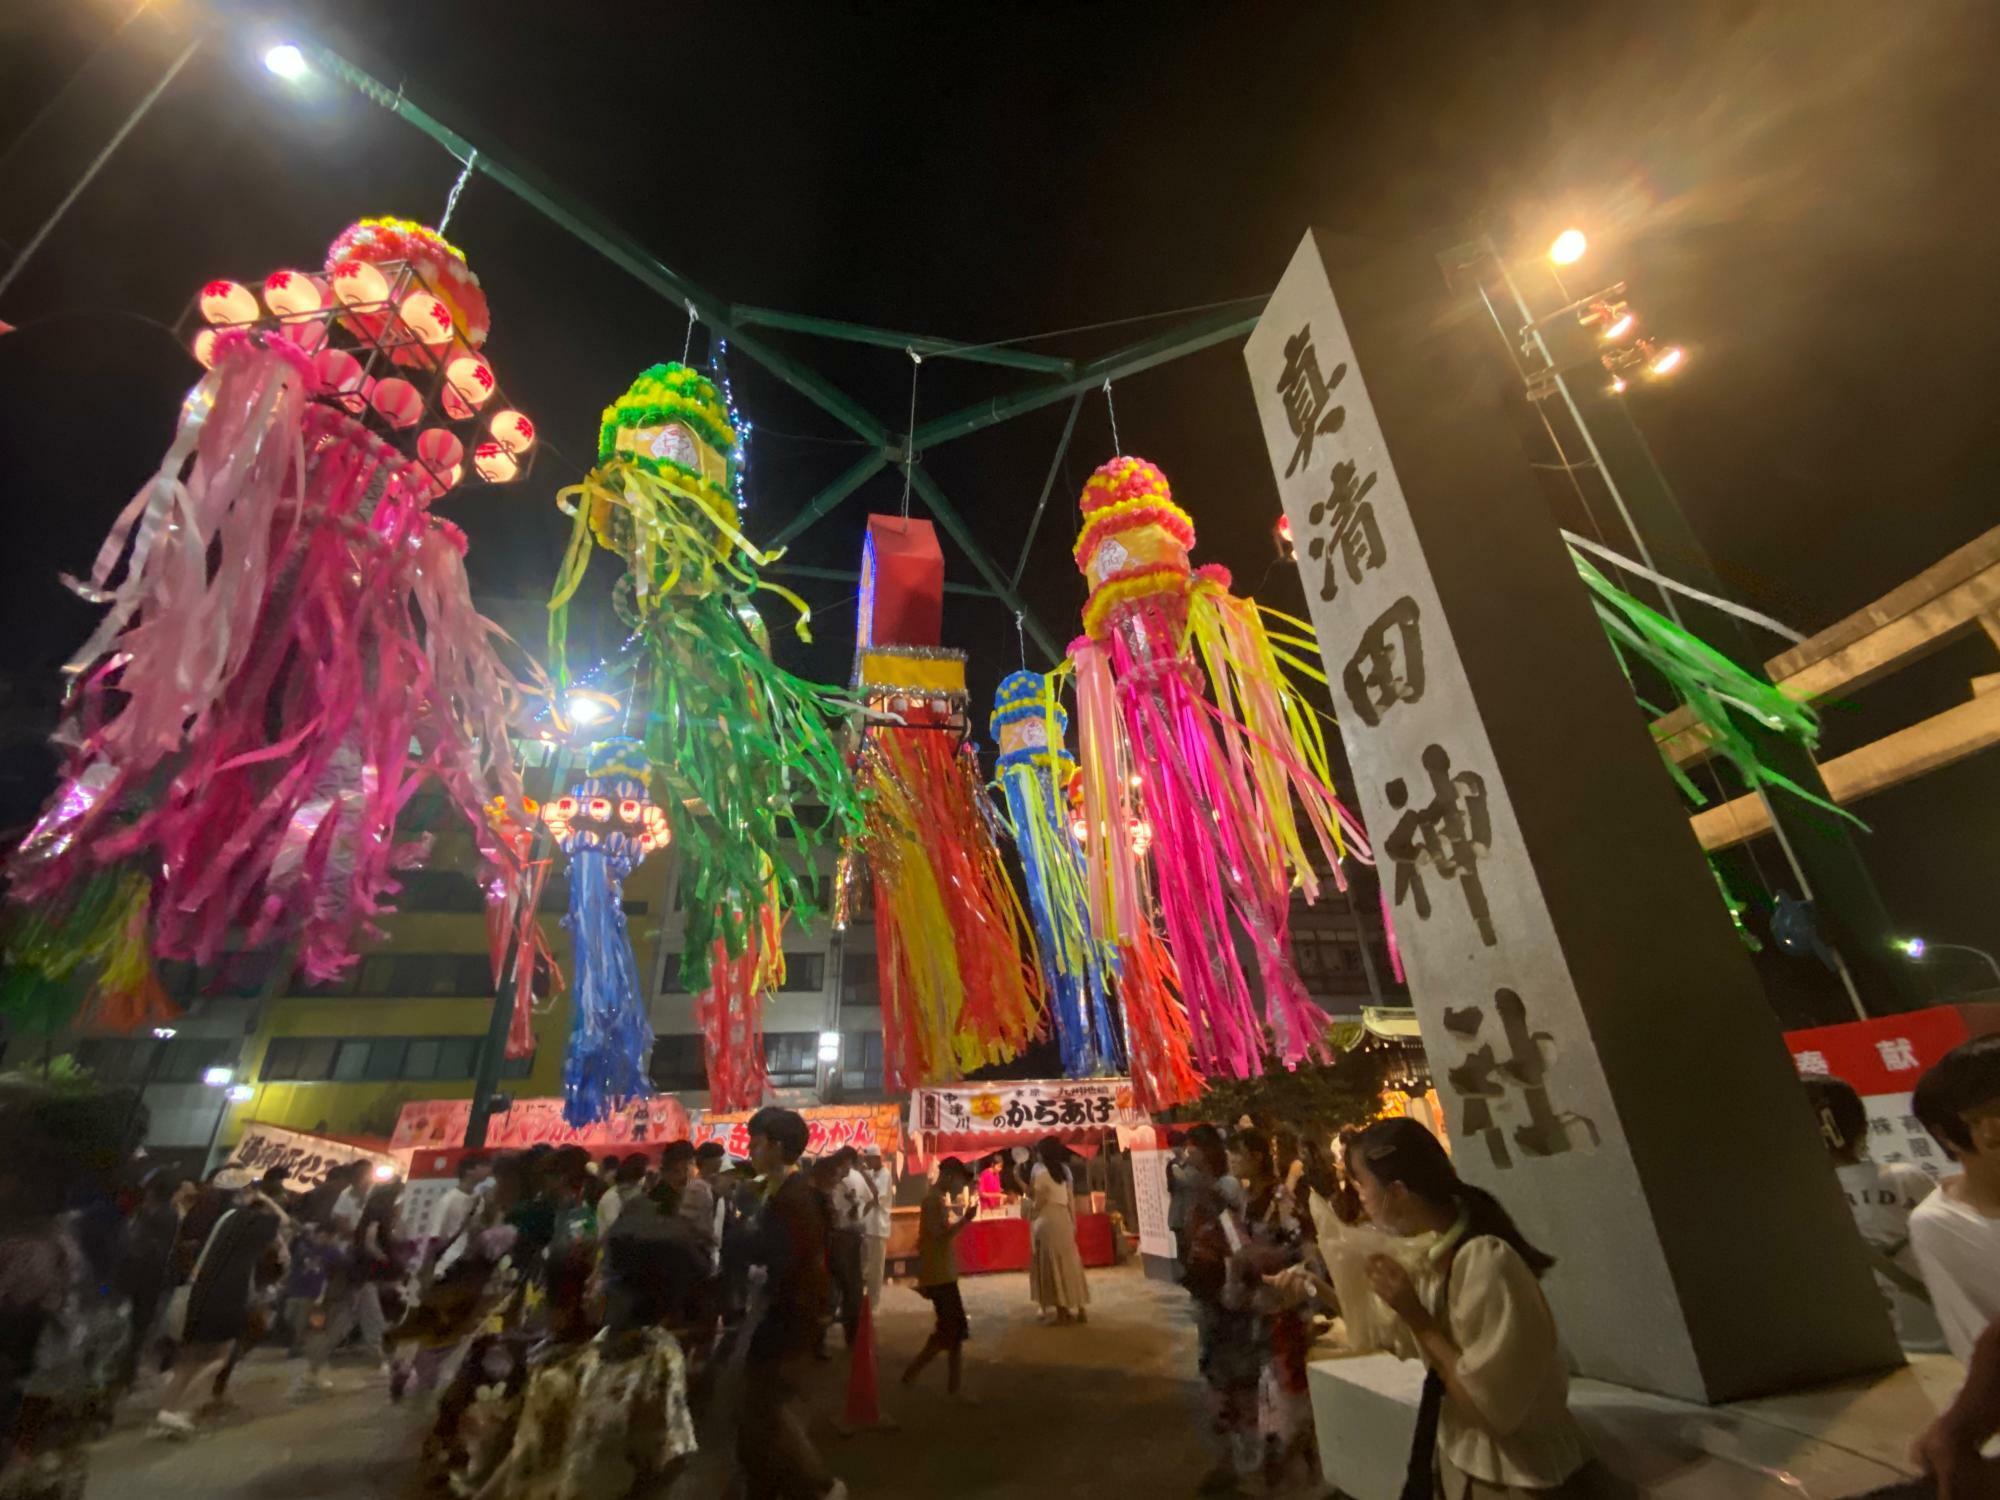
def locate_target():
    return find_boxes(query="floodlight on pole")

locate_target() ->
[1648,345,1686,378]
[202,1066,234,1087]
[263,44,308,81]
[563,688,619,729]
[1897,936,2000,986]
[1549,228,1588,266]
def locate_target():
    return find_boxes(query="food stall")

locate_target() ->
[902,1079,1148,1276]
[691,1101,902,1161]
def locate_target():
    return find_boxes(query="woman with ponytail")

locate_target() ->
[1349,1118,1598,1499]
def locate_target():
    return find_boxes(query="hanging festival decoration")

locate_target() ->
[540,739,671,1125]
[1070,456,1369,1077]
[545,363,861,1110]
[989,671,1123,1079]
[2,217,544,1034]
[1058,763,1204,1113]
[852,516,1043,1089]
[485,795,562,1059]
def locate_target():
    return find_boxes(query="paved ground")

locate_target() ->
[82,1264,1332,1498]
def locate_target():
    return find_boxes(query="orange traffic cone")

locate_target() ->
[842,1290,887,1431]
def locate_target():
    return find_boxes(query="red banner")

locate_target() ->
[691,1102,903,1160]
[390,1095,693,1152]
[1784,1006,1970,1097]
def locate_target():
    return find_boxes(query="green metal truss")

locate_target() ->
[302,43,1266,665]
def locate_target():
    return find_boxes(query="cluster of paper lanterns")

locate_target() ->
[539,787,672,859]
[185,219,534,500]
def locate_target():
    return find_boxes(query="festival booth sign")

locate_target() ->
[224,1121,398,1191]
[690,1101,902,1161]
[1787,1003,2000,1179]
[390,1093,692,1153]
[905,1079,1141,1276]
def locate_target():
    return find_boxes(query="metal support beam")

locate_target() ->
[1012,391,1086,587]
[901,462,1062,664]
[914,303,1266,448]
[765,450,890,549]
[732,305,1073,376]
[767,562,995,599]
[303,45,893,448]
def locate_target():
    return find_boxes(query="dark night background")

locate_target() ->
[1,1,1995,1024]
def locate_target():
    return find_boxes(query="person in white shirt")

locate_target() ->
[596,1154,647,1235]
[427,1154,491,1268]
[825,1148,868,1348]
[1910,1035,2000,1365]
[1354,1117,1598,1498]
[1801,1076,1944,1352]
[855,1145,895,1308]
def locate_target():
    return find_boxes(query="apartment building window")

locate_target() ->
[395,870,486,913]
[262,1035,533,1083]
[352,953,495,998]
[1292,933,1362,987]
[840,1031,884,1092]
[764,1033,818,1089]
[648,1034,707,1092]
[74,1035,236,1085]
[779,953,827,993]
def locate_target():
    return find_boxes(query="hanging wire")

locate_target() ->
[900,348,923,519]
[681,300,697,364]
[1102,378,1121,454]
[1014,611,1027,669]
[436,148,478,234]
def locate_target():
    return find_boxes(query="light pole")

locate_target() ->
[1897,938,2000,991]
[198,1067,243,1174]
[121,1025,177,1141]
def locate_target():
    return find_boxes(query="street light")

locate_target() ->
[563,688,620,729]
[1647,345,1687,378]
[263,44,308,81]
[1897,937,2000,988]
[817,1030,843,1063]
[203,1065,234,1087]
[200,1066,238,1171]
[1548,228,1588,266]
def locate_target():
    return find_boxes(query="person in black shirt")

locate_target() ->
[735,1107,844,1500]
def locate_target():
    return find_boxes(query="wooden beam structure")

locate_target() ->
[1655,524,2000,766]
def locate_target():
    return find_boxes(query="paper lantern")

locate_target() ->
[330,258,389,307]
[473,441,519,483]
[311,347,364,404]
[276,318,328,355]
[490,410,535,454]
[371,377,422,429]
[399,292,455,346]
[199,280,258,326]
[261,269,322,321]
[190,329,219,369]
[417,428,464,475]
[441,387,474,422]
[445,354,495,407]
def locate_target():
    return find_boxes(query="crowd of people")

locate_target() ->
[5,1034,2000,1498]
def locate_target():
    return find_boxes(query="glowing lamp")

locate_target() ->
[1899,937,1927,959]
[399,292,455,345]
[311,347,364,405]
[200,280,259,326]
[191,328,219,369]
[441,387,475,422]
[472,441,519,483]
[330,258,389,308]
[563,688,618,727]
[445,354,495,406]
[417,428,464,475]
[371,1162,396,1181]
[1548,228,1588,266]
[490,409,536,454]
[370,377,422,429]
[1648,345,1686,377]
[202,1066,234,1087]
[1602,311,1635,341]
[264,44,308,80]
[1609,376,1628,394]
[261,269,322,321]
[226,1084,256,1102]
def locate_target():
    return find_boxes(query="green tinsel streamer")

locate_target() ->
[1570,549,1862,828]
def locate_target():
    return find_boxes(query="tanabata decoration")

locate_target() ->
[989,671,1123,1079]
[1059,761,1204,1113]
[3,217,543,1035]
[541,739,671,1125]
[546,364,861,1110]
[1070,457,1369,1078]
[851,516,1043,1089]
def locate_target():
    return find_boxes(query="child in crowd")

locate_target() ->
[1910,1035,2000,1365]
[902,1156,979,1399]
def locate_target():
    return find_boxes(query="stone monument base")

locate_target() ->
[1309,1351,1956,1498]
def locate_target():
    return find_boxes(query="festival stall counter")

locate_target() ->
[691,1102,902,1160]
[224,1121,399,1191]
[899,1079,1142,1277]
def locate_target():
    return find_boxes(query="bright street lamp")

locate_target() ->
[202,1065,234,1087]
[563,688,619,729]
[1548,228,1588,266]
[151,1026,177,1040]
[263,44,308,81]
[1897,937,2000,988]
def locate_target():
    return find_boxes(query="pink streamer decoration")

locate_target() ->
[14,335,530,983]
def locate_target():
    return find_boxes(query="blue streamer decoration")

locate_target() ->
[991,671,1124,1078]
[550,740,661,1126]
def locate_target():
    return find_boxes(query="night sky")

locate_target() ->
[3,1,1996,1014]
